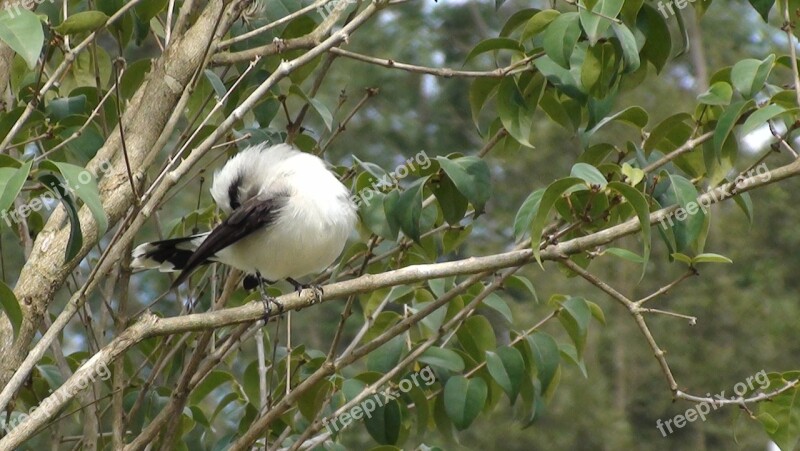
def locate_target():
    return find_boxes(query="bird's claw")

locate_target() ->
[260,295,284,323]
[286,278,324,304]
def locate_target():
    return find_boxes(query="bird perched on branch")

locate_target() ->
[131,143,358,315]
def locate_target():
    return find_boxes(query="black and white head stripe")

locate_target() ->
[131,143,358,288]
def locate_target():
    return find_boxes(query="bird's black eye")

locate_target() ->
[228,174,242,210]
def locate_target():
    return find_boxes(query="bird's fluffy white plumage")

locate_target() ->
[132,143,357,283]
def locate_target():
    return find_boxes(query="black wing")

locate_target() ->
[172,193,288,287]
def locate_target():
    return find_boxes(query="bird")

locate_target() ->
[131,142,358,312]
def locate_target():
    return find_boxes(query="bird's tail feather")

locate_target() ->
[131,233,209,272]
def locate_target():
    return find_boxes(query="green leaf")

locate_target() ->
[389,178,426,242]
[611,22,640,73]
[505,275,538,302]
[530,177,586,265]
[456,315,496,363]
[436,156,491,213]
[204,69,227,99]
[587,300,606,325]
[288,84,333,131]
[731,54,776,98]
[444,376,488,430]
[0,280,22,338]
[135,0,169,21]
[620,0,644,24]
[644,113,693,153]
[432,173,468,226]
[464,38,524,64]
[621,162,645,186]
[419,347,465,373]
[671,252,693,264]
[757,374,800,451]
[714,100,755,158]
[0,9,44,69]
[749,0,776,21]
[607,181,652,279]
[486,346,525,404]
[521,9,561,41]
[581,42,616,98]
[38,174,83,262]
[513,188,544,241]
[559,343,588,377]
[54,11,110,35]
[481,292,514,323]
[543,12,581,68]
[639,3,671,73]
[189,370,232,404]
[469,77,501,128]
[0,159,32,213]
[556,297,592,358]
[697,81,733,106]
[364,396,402,445]
[500,8,540,37]
[742,104,796,136]
[733,192,754,224]
[496,77,537,148]
[570,162,608,188]
[667,173,705,252]
[46,161,109,238]
[367,336,405,373]
[604,247,644,263]
[579,0,624,45]
[526,332,560,392]
[692,253,733,264]
[586,106,648,135]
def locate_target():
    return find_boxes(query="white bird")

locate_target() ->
[131,143,358,302]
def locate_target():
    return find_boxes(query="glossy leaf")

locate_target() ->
[513,188,544,241]
[697,81,733,106]
[556,297,592,358]
[527,332,560,392]
[579,0,624,45]
[465,38,524,64]
[54,11,110,35]
[530,177,586,265]
[444,376,488,430]
[0,159,32,213]
[713,100,755,158]
[607,181,652,279]
[542,12,581,68]
[731,54,775,98]
[570,162,608,188]
[436,156,491,213]
[0,280,22,338]
[419,347,465,373]
[486,346,525,404]
[0,9,44,69]
[46,161,109,238]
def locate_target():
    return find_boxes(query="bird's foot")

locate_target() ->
[286,278,324,304]
[255,271,283,322]
[260,295,284,323]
